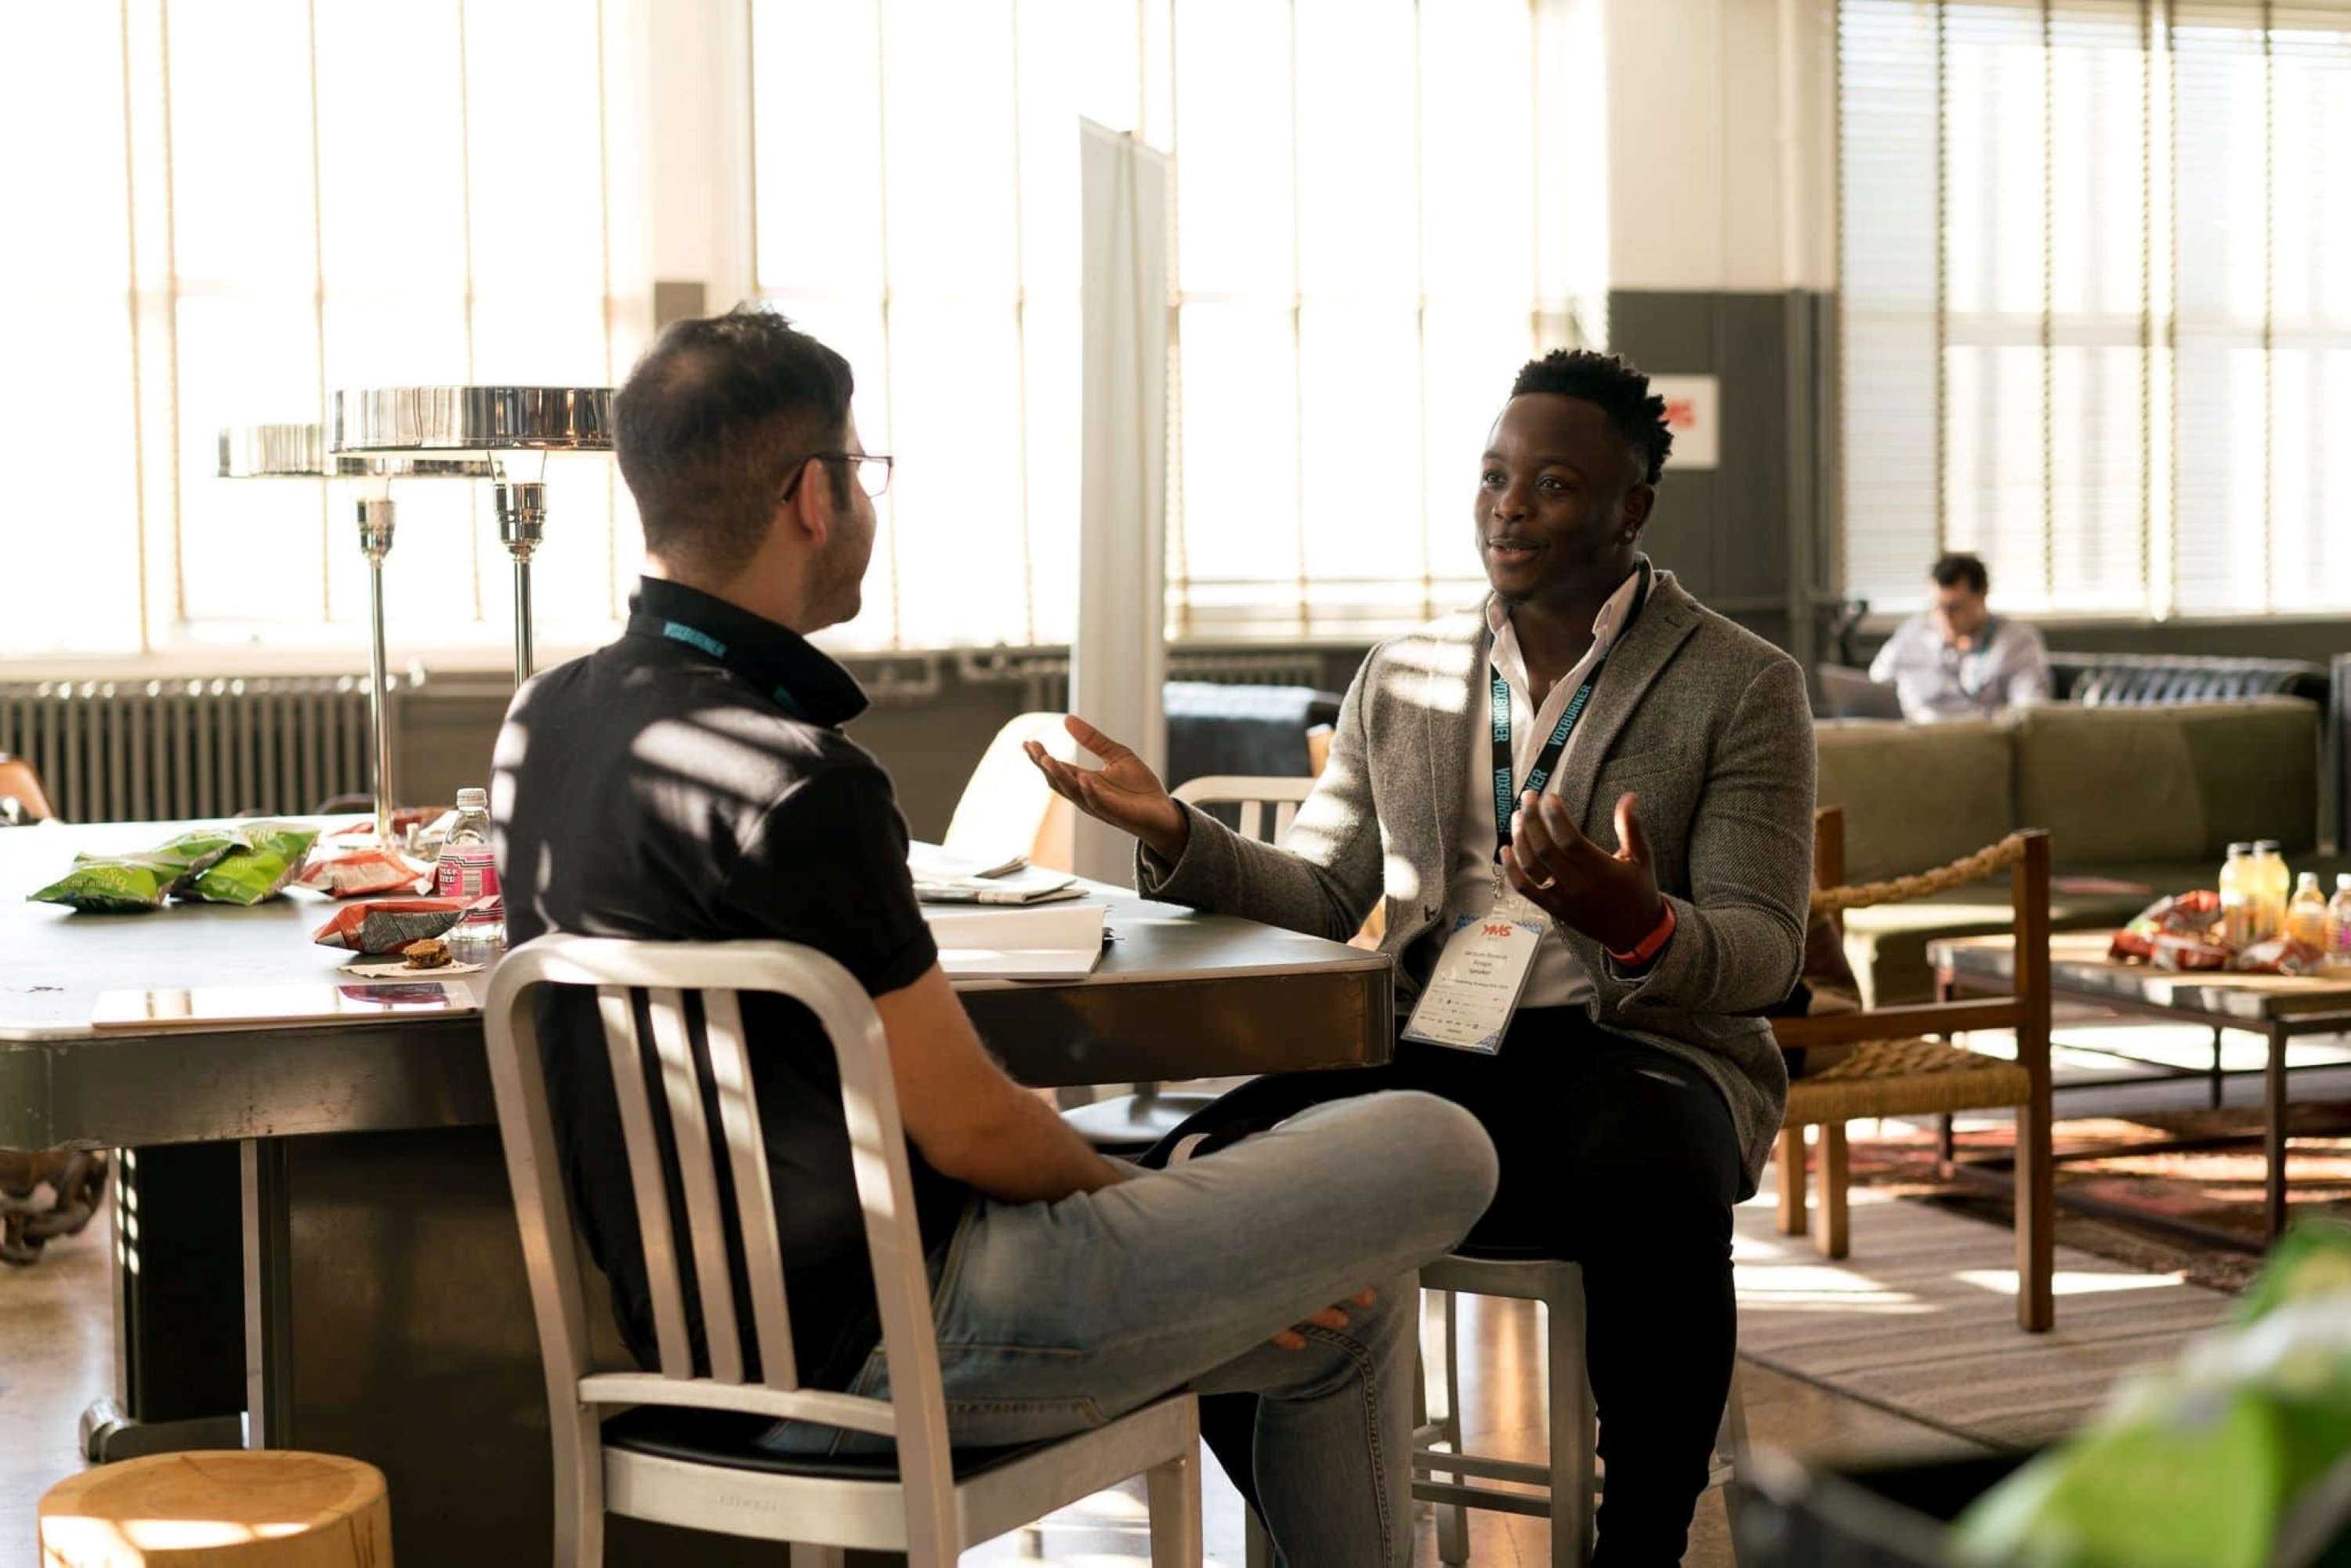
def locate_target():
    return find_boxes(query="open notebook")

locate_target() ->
[907,842,1081,906]
[922,903,1107,980]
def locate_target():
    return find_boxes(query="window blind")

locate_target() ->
[1838,0,2351,620]
[0,0,644,660]
[750,0,1549,652]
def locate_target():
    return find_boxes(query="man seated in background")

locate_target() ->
[492,306,1497,1567]
[1869,551,2051,721]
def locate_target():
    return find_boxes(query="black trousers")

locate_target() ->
[1150,1009,1742,1566]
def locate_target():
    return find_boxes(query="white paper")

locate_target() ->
[913,862,1079,907]
[907,841,1029,883]
[1400,907,1545,1053]
[924,903,1107,980]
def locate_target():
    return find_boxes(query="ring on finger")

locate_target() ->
[1532,873,1558,890]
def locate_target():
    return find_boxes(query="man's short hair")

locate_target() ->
[1509,349,1674,485]
[614,306,856,577]
[1930,552,1989,596]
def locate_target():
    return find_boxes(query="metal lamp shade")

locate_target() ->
[330,386,618,690]
[329,386,614,454]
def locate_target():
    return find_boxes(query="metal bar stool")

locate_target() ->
[1411,1252,1745,1568]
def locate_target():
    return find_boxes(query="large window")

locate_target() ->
[1838,0,2351,619]
[0,0,644,661]
[750,0,1565,650]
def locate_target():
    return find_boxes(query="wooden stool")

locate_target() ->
[40,1451,391,1566]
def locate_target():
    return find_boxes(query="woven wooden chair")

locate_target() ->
[1770,806,2056,1332]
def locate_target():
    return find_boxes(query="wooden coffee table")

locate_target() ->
[1931,931,2351,1248]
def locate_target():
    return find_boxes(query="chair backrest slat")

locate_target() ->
[1172,774,1317,847]
[699,988,798,1389]
[487,940,960,1561]
[646,987,745,1385]
[596,985,692,1378]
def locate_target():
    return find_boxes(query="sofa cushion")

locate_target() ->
[1816,719,2013,885]
[2172,699,2322,857]
[2009,705,2204,870]
[2009,698,2320,867]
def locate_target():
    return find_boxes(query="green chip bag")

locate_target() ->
[30,858,172,913]
[178,821,321,906]
[74,827,248,893]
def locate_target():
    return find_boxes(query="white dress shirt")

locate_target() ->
[1446,568,1648,1011]
[1867,612,2052,722]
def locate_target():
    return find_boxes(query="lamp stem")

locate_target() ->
[356,497,398,848]
[495,478,546,686]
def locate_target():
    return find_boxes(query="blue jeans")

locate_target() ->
[768,1090,1498,1567]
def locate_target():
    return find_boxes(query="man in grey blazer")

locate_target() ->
[1031,349,1817,1562]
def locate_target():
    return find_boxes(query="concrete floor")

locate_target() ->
[1,1206,1983,1566]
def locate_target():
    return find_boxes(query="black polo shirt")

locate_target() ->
[494,576,969,1389]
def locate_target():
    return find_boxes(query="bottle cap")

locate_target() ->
[2227,842,2255,856]
[2254,838,2280,853]
[457,787,489,809]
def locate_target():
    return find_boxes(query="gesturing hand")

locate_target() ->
[1023,715,1190,864]
[1500,789,1664,954]
[1270,1288,1378,1351]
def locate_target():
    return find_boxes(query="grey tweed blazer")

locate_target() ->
[1137,567,1816,1195]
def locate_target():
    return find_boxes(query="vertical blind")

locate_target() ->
[750,0,1557,652]
[1838,0,2351,619]
[0,0,643,660]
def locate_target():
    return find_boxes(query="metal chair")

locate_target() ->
[484,936,1203,1566]
[1410,1254,1746,1568]
[1060,775,1318,1152]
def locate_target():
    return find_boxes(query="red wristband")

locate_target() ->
[1606,900,1677,967]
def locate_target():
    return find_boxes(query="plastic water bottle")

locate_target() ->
[2327,875,2351,973]
[2288,871,2327,948]
[434,787,505,948]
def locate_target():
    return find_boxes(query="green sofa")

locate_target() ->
[1817,697,2338,1004]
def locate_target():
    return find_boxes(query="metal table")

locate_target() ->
[1,821,1392,1564]
[1932,931,2351,1249]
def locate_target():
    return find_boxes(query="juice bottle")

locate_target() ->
[2253,840,2291,943]
[2327,875,2351,973]
[2219,842,2255,950]
[2288,871,2327,947]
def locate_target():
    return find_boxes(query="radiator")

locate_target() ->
[0,677,388,824]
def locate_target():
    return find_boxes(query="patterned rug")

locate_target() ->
[1841,1103,2351,1293]
[1733,1185,2234,1450]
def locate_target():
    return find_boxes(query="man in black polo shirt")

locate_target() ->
[493,307,1495,1566]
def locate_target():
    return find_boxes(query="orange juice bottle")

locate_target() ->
[2253,841,2291,943]
[2289,871,2327,947]
[2219,842,2256,949]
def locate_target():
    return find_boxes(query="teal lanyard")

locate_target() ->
[1488,561,1650,857]
[625,612,806,720]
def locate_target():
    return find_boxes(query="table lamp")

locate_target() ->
[330,387,616,686]
[217,423,494,847]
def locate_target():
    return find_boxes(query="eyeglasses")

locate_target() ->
[781,451,894,502]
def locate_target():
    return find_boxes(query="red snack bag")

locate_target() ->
[2152,932,2231,972]
[310,896,485,954]
[2113,889,2226,963]
[2232,937,2327,976]
[295,849,429,898]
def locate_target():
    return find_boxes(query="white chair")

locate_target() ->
[484,935,1203,1566]
[1060,775,1319,1151]
[943,712,1081,874]
[1411,1254,1746,1567]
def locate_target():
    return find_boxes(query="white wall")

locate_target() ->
[1597,0,1837,295]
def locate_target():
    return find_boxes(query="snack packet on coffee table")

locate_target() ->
[310,896,488,954]
[296,848,430,898]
